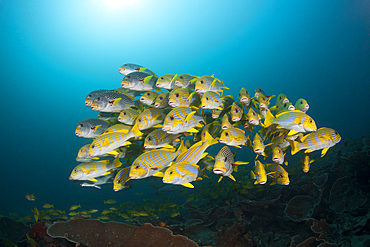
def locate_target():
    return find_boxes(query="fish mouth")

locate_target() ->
[156,83,161,87]
[241,97,249,103]
[195,89,201,92]
[259,104,267,109]
[168,101,175,107]
[283,98,289,103]
[85,101,91,106]
[154,104,160,108]
[249,120,258,125]
[272,157,280,162]
[288,105,295,110]
[75,132,81,136]
[162,127,171,132]
[121,82,128,87]
[232,118,239,122]
[219,139,225,143]
[213,168,226,174]
[259,180,267,184]
[69,176,73,180]
[129,176,137,179]
[140,98,145,102]
[113,189,119,192]
[201,105,207,109]
[222,126,228,130]
[283,182,290,185]
[254,148,262,154]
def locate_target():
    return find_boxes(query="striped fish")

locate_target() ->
[91,91,139,112]
[251,160,270,185]
[154,92,170,109]
[264,110,317,135]
[129,144,183,179]
[266,163,290,185]
[213,146,249,182]
[88,124,143,157]
[211,95,234,119]
[246,107,261,126]
[75,118,111,139]
[118,63,156,76]
[174,74,198,88]
[230,102,243,122]
[143,129,182,149]
[69,156,121,181]
[162,106,204,134]
[102,124,131,135]
[289,127,341,157]
[200,122,221,142]
[135,108,167,131]
[239,87,251,107]
[219,127,249,148]
[194,75,229,94]
[175,131,218,164]
[140,91,159,107]
[85,89,110,107]
[271,145,287,165]
[113,167,132,191]
[168,88,200,107]
[247,133,271,158]
[221,114,232,130]
[117,108,141,125]
[81,172,116,189]
[76,144,94,162]
[121,71,161,92]
[162,162,202,188]
[156,74,178,90]
[294,98,310,113]
[302,153,315,173]
[201,91,224,110]
[276,102,295,114]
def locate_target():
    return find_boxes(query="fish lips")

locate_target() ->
[213,168,226,175]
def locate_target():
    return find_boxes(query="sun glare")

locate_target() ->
[104,0,138,9]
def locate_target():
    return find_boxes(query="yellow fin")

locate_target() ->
[228,174,236,182]
[288,130,298,136]
[182,182,194,188]
[270,181,276,186]
[88,178,97,182]
[152,171,164,177]
[321,147,329,157]
[235,145,242,149]
[113,98,122,106]
[218,176,223,183]
[103,138,110,148]
[321,135,331,141]
[163,144,174,149]
[142,75,153,84]
[185,111,196,123]
[250,171,256,179]
[123,141,132,146]
[130,123,143,137]
[187,128,199,133]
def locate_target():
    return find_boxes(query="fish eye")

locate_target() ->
[118,180,121,183]
[135,165,140,169]
[96,97,100,101]
[123,112,126,115]
[300,101,303,104]
[79,124,83,127]
[160,77,164,80]
[169,171,173,175]
[147,93,150,96]
[224,157,227,162]
[279,96,282,99]
[225,132,229,136]
[179,76,183,79]
[176,93,179,97]
[138,119,142,122]
[252,112,256,115]
[335,131,338,135]
[74,169,77,172]
[159,97,163,100]
[148,137,151,141]
[91,145,95,148]
[309,120,313,123]
[280,175,283,178]
[126,76,130,79]
[206,97,208,101]
[235,109,239,113]
[170,116,174,121]
[200,80,203,84]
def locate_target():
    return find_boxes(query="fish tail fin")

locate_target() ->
[176,140,187,154]
[204,131,218,146]
[288,140,300,155]
[263,109,274,127]
[130,123,143,137]
[113,156,122,168]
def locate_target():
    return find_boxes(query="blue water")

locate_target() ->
[1,0,369,218]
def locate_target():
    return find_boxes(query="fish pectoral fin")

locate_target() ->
[270,181,277,186]
[196,177,203,181]
[123,141,132,146]
[142,75,153,84]
[185,111,196,123]
[103,138,110,148]
[295,118,302,125]
[182,183,194,189]
[163,144,174,149]
[153,124,163,128]
[88,178,98,182]
[235,145,242,149]
[233,165,238,172]
[266,172,275,176]
[228,174,236,182]
[250,171,256,179]
[86,168,93,174]
[113,98,122,105]
[320,135,331,141]
[152,172,164,177]
[288,130,298,136]
[304,149,314,153]
[321,147,329,157]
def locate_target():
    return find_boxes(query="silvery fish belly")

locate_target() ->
[144,129,182,149]
[121,72,159,91]
[219,127,248,147]
[135,108,166,131]
[264,110,317,133]
[162,107,204,134]
[140,91,159,107]
[69,158,121,181]
[85,89,110,107]
[81,172,116,189]
[75,118,111,139]
[194,75,228,94]
[91,91,138,112]
[156,74,177,90]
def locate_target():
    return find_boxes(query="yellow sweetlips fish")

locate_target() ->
[113,167,131,191]
[266,163,290,185]
[154,92,170,108]
[175,132,218,165]
[251,160,269,185]
[143,129,182,149]
[221,114,233,130]
[162,162,204,188]
[264,109,317,135]
[271,145,287,165]
[80,172,116,189]
[77,144,95,162]
[211,95,234,119]
[102,124,131,135]
[230,102,243,122]
[135,108,167,131]
[219,127,249,148]
[276,102,295,114]
[85,89,110,107]
[69,204,81,210]
[213,146,249,182]
[194,75,229,94]
[117,108,141,125]
[168,88,200,107]
[121,72,161,92]
[69,156,121,181]
[302,153,315,173]
[104,199,117,204]
[200,91,224,110]
[246,107,262,126]
[294,98,310,113]
[289,127,341,157]
[140,91,159,107]
[75,118,111,139]
[42,203,54,209]
[129,144,183,179]
[239,87,251,107]
[174,74,198,88]
[25,193,35,201]
[156,74,178,90]
[118,63,156,76]
[88,124,143,157]
[247,133,271,158]
[162,106,204,134]
[91,91,139,112]
[199,122,221,142]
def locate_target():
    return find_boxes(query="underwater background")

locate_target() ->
[1,0,370,246]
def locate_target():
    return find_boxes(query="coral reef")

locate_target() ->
[47,219,198,247]
[0,217,29,244]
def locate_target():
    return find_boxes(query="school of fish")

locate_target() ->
[69,63,341,191]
